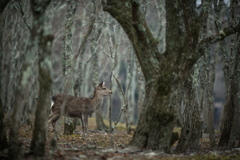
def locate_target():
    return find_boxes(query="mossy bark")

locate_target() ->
[63,0,78,135]
[175,62,202,153]
[228,42,240,147]
[102,0,240,152]
[218,36,239,147]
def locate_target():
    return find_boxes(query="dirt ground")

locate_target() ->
[1,118,240,160]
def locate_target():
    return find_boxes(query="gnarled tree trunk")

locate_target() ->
[102,0,240,152]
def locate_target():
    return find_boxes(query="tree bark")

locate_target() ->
[227,37,240,148]
[124,48,132,134]
[175,61,202,153]
[30,0,53,156]
[136,58,145,118]
[102,0,240,151]
[0,3,9,151]
[63,0,78,135]
[219,35,240,147]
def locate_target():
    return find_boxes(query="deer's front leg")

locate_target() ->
[83,115,89,139]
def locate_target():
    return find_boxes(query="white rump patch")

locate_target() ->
[51,100,54,108]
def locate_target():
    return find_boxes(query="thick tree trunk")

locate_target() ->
[218,34,238,147]
[175,62,202,153]
[9,90,26,159]
[227,40,240,148]
[0,6,8,151]
[207,45,218,148]
[218,100,234,146]
[102,0,183,152]
[103,0,240,151]
[0,98,7,151]
[63,0,78,135]
[30,0,53,156]
[130,80,175,151]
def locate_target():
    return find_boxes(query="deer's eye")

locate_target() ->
[103,88,106,90]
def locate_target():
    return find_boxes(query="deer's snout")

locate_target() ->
[110,91,113,94]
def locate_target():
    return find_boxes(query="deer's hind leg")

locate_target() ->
[79,117,84,137]
[48,114,60,132]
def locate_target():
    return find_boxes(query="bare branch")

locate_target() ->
[113,74,125,98]
[199,23,240,47]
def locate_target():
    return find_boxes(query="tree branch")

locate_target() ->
[199,22,240,47]
[103,0,161,81]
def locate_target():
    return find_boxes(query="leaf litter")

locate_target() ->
[2,122,240,159]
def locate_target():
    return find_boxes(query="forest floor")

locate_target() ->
[1,117,240,160]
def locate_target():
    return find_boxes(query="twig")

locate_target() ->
[20,117,29,126]
[83,56,93,71]
[89,35,112,59]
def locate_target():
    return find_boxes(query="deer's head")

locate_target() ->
[96,81,112,97]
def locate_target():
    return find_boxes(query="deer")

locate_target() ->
[48,81,112,140]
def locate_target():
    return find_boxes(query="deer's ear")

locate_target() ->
[98,81,104,87]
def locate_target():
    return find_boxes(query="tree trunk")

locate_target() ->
[0,98,7,151]
[90,19,108,130]
[103,0,240,151]
[206,44,219,148]
[136,58,145,118]
[73,1,95,98]
[175,62,202,153]
[218,33,238,147]
[130,81,176,151]
[30,0,53,156]
[129,53,137,124]
[227,39,240,148]
[124,48,132,134]
[63,0,78,135]
[9,89,26,159]
[92,49,108,130]
[0,3,9,151]
[102,0,187,152]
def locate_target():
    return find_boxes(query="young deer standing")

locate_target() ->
[48,82,112,139]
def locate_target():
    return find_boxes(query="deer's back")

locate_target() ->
[51,93,94,118]
[65,97,95,118]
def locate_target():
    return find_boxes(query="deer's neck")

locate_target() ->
[91,91,104,110]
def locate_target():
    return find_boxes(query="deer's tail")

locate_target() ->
[51,95,57,108]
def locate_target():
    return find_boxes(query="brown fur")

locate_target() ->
[48,82,112,139]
